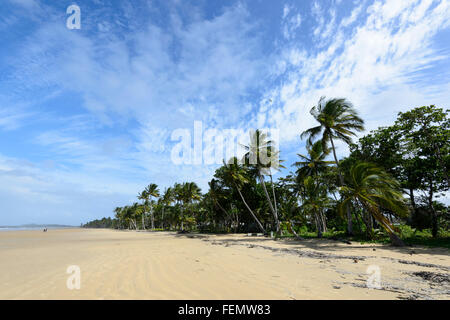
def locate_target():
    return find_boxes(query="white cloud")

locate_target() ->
[341,4,364,27]
[258,0,450,155]
[282,5,302,40]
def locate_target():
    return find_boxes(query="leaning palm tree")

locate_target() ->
[144,184,160,230]
[127,203,140,230]
[208,179,229,217]
[242,129,284,234]
[173,183,185,230]
[223,158,266,233]
[338,162,408,246]
[301,97,364,235]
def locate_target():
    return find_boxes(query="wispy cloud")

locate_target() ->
[256,0,450,153]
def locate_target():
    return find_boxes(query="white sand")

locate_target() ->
[0,228,448,299]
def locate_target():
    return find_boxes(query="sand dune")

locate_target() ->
[0,228,448,300]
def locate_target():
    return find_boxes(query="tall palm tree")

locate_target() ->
[301,97,364,235]
[161,187,173,229]
[137,190,148,230]
[242,129,284,234]
[183,182,201,230]
[338,162,408,246]
[173,183,185,230]
[144,184,160,230]
[223,158,266,233]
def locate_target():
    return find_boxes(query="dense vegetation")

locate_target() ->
[82,100,449,247]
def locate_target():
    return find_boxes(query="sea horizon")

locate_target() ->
[0,224,77,232]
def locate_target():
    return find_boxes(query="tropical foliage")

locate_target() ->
[82,102,449,247]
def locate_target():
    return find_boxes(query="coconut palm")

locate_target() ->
[338,162,408,246]
[301,97,365,234]
[144,184,160,230]
[300,176,331,238]
[160,187,173,228]
[242,129,284,234]
[223,158,266,233]
[137,191,148,230]
[208,179,240,232]
[125,203,140,230]
[294,141,334,181]
[114,207,124,229]
[183,182,201,229]
[208,179,229,217]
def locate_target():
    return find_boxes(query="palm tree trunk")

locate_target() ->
[269,172,280,233]
[216,201,228,217]
[288,220,303,239]
[235,183,266,233]
[258,173,279,233]
[320,210,327,233]
[150,205,155,230]
[329,135,353,235]
[314,210,322,238]
[388,232,405,246]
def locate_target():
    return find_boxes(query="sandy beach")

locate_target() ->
[0,228,448,300]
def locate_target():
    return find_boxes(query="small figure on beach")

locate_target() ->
[43,228,47,232]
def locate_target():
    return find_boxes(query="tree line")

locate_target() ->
[82,99,449,246]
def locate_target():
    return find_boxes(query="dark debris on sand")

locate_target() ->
[410,271,450,284]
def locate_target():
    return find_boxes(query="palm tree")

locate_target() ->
[173,183,185,230]
[294,141,334,181]
[144,184,160,230]
[301,97,364,235]
[223,158,266,233]
[161,187,173,229]
[300,176,331,237]
[183,182,201,230]
[137,191,148,230]
[208,179,240,232]
[114,207,124,229]
[242,129,284,234]
[338,162,408,246]
[125,203,140,230]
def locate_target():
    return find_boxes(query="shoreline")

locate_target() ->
[0,227,78,232]
[0,228,448,300]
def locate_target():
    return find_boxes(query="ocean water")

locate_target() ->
[0,226,73,232]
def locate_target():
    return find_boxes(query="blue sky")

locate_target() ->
[1,0,449,225]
